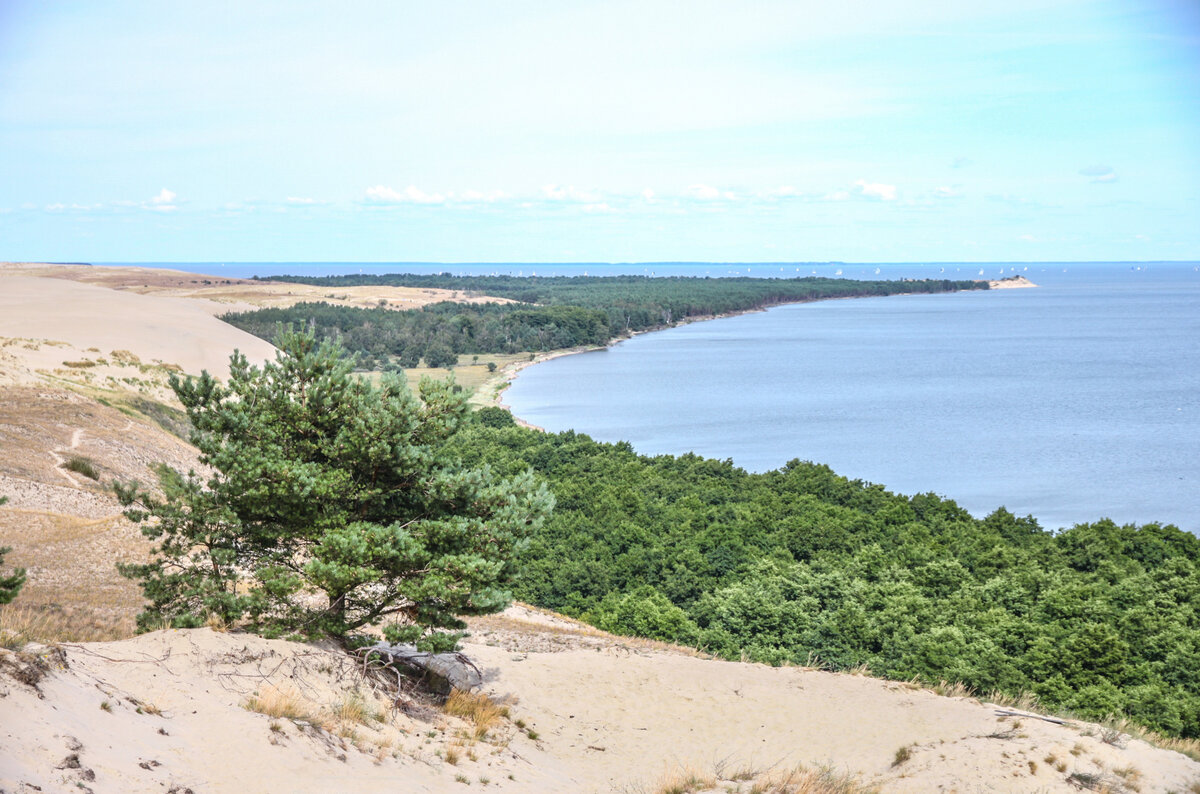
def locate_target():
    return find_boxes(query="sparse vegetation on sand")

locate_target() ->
[638,762,877,794]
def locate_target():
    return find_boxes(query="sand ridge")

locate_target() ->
[2,619,1198,793]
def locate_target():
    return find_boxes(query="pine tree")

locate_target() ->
[0,496,26,605]
[116,329,552,648]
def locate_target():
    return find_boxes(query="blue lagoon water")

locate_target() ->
[503,263,1200,532]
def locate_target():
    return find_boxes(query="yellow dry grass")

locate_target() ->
[645,763,876,794]
[742,765,878,794]
[245,685,313,721]
[443,689,509,742]
[331,691,381,726]
[0,602,133,648]
[1098,716,1200,763]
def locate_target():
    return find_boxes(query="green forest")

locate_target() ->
[213,275,1200,741]
[453,410,1200,739]
[223,275,986,368]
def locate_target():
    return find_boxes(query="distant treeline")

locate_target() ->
[454,411,1200,739]
[225,275,987,367]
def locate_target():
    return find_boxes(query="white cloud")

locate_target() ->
[582,202,615,213]
[365,185,446,204]
[934,186,959,198]
[286,196,317,204]
[146,188,178,211]
[641,187,656,202]
[823,189,852,201]
[854,179,897,201]
[1018,233,1036,241]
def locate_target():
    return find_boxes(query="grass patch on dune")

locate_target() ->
[0,603,133,649]
[124,396,191,439]
[443,689,510,742]
[245,685,313,722]
[642,763,876,794]
[61,455,99,480]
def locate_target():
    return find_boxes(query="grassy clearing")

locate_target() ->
[357,352,536,403]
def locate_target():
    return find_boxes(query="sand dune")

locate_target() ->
[2,620,1198,793]
[0,273,278,381]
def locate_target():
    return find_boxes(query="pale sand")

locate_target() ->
[2,262,516,316]
[2,622,1197,793]
[0,273,278,382]
[986,275,1038,289]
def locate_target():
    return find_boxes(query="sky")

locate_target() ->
[1,0,1198,263]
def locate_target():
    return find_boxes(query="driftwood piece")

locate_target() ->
[355,641,482,693]
[993,709,1068,725]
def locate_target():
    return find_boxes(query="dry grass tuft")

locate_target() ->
[332,691,381,726]
[637,763,875,794]
[1097,716,1200,762]
[443,689,508,742]
[891,744,913,767]
[0,602,132,648]
[746,765,877,794]
[652,767,716,794]
[245,685,312,722]
[928,680,973,699]
[985,689,1042,712]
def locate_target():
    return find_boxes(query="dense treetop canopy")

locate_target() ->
[451,417,1200,739]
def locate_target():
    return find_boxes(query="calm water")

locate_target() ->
[504,263,1200,532]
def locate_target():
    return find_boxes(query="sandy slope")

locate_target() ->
[2,262,515,315]
[0,273,278,382]
[2,619,1198,794]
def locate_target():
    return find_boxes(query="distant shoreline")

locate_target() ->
[485,278,1037,428]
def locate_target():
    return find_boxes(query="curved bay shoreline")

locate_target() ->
[484,275,1036,431]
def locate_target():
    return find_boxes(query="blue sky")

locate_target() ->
[1,0,1197,262]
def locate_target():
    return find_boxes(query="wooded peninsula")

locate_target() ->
[225,274,986,368]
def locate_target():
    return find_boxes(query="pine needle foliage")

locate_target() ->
[0,496,26,606]
[115,328,552,647]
